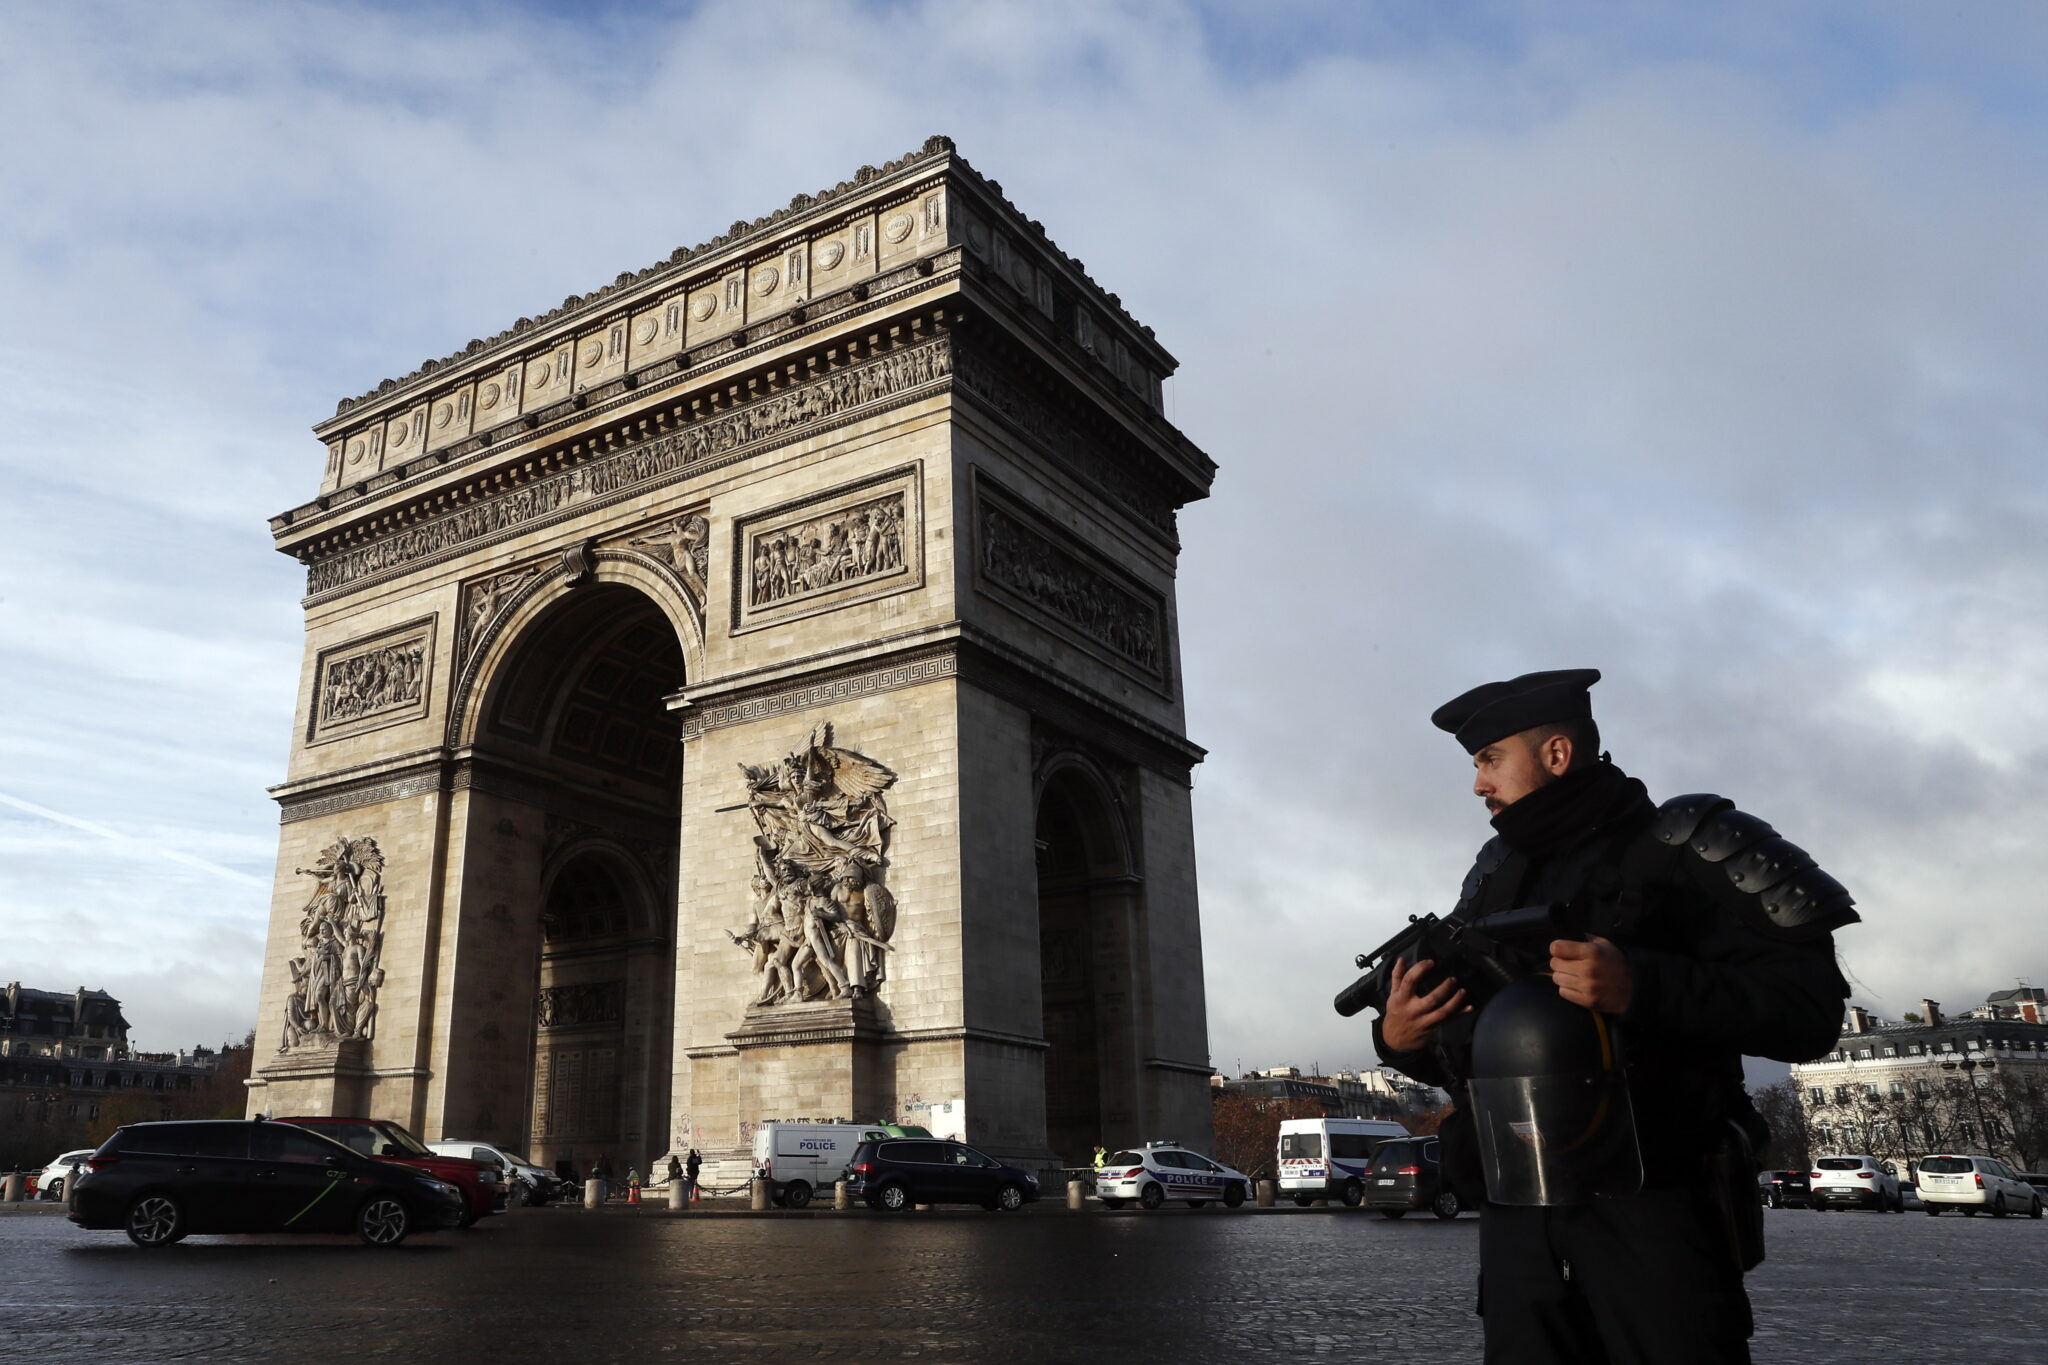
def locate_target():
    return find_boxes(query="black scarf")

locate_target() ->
[1489,759,1654,860]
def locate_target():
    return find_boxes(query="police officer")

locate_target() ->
[1373,669,1857,1364]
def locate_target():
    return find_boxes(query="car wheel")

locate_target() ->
[1433,1190,1462,1220]
[1291,1195,1314,1208]
[1223,1183,1246,1209]
[457,1207,480,1229]
[1341,1179,1364,1208]
[1139,1183,1165,1210]
[994,1183,1025,1212]
[357,1196,412,1247]
[2030,1197,2043,1220]
[1379,1209,1405,1220]
[1099,1197,1126,1209]
[784,1181,813,1210]
[1991,1194,2008,1219]
[47,1177,65,1203]
[874,1182,910,1213]
[125,1194,186,1247]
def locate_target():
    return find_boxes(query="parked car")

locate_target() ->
[1809,1154,1904,1212]
[427,1141,558,1206]
[68,1119,465,1247]
[37,1149,95,1202]
[1094,1142,1251,1210]
[277,1116,504,1225]
[1364,1135,1463,1219]
[1916,1155,2045,1218]
[1275,1117,1410,1206]
[844,1137,1039,1211]
[752,1122,892,1208]
[1757,1169,1812,1209]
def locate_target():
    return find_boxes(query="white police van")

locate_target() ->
[751,1122,891,1207]
[1094,1141,1251,1209]
[1277,1117,1409,1206]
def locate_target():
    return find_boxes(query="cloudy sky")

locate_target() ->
[2,1,2043,1083]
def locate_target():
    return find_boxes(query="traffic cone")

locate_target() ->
[690,1185,699,1203]
[628,1180,641,1204]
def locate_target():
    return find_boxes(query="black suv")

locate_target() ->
[845,1138,1039,1211]
[69,1119,467,1247]
[1758,1169,1811,1208]
[1364,1136,1463,1219]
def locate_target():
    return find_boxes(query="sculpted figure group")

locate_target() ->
[279,836,388,1052]
[729,722,899,1006]
[750,495,905,607]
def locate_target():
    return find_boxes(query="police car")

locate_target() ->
[1094,1142,1250,1209]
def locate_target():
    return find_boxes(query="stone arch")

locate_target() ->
[1034,757,1141,1165]
[447,552,704,751]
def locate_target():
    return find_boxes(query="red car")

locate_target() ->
[277,1116,505,1226]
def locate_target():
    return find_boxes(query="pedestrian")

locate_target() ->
[1092,1145,1106,1169]
[686,1147,702,1199]
[666,1155,683,1187]
[592,1152,614,1201]
[1370,669,1858,1364]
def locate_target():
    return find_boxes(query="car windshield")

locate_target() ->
[1816,1158,1862,1170]
[1920,1157,1971,1173]
[1280,1134,1323,1159]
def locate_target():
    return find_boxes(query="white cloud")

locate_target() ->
[1,0,2042,1080]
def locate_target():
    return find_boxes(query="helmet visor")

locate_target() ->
[1469,1071,1643,1207]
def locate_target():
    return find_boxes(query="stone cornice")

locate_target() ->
[316,135,1177,438]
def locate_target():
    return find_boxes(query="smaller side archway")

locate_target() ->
[1034,758,1142,1165]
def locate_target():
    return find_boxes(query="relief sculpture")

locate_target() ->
[749,494,904,607]
[979,502,1162,671]
[279,836,387,1052]
[536,980,625,1030]
[727,722,898,1008]
[319,639,426,726]
[459,566,541,664]
[626,513,711,608]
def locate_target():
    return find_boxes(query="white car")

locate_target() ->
[428,1141,558,1206]
[1916,1155,2045,1218]
[1094,1142,1250,1209]
[36,1149,94,1202]
[1809,1154,1904,1212]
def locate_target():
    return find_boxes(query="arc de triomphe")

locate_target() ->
[246,136,1217,1177]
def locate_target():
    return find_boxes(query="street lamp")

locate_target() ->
[1939,1057,1999,1159]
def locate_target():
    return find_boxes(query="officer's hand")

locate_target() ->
[1379,956,1468,1053]
[1550,936,1633,1014]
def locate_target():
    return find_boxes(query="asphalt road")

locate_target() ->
[1,1201,2041,1363]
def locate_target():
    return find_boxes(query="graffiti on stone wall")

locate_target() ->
[727,722,898,1008]
[279,836,387,1052]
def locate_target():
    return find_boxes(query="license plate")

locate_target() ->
[1376,1179,1396,1186]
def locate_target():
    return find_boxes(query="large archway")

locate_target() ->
[474,583,684,1176]
[1035,764,1138,1165]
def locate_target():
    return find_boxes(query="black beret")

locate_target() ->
[1431,669,1601,754]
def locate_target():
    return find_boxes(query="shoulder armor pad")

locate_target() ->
[1670,800,1859,938]
[1687,808,1776,863]
[1654,793,1734,847]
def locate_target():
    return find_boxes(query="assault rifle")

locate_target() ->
[1332,905,1568,1019]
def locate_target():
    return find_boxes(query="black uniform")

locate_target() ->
[1375,757,1855,1365]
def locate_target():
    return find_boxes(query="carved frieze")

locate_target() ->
[310,618,435,742]
[728,722,899,1012]
[536,980,625,1030]
[974,483,1165,680]
[622,512,711,614]
[305,337,951,598]
[732,466,922,633]
[278,836,388,1053]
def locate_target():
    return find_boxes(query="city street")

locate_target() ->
[2,1203,2041,1363]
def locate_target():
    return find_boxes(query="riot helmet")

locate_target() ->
[1467,976,1642,1206]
